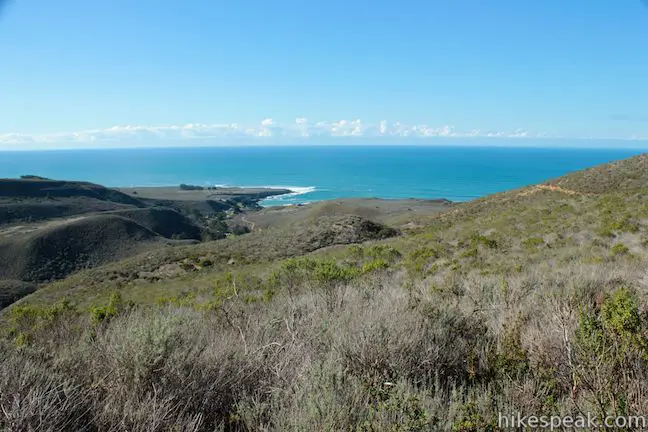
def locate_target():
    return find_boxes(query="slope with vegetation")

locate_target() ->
[0,177,145,225]
[1,155,648,431]
[0,215,165,282]
[0,178,290,306]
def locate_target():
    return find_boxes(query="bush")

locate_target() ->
[362,258,390,273]
[405,247,440,277]
[611,243,630,256]
[90,291,131,324]
[574,288,648,418]
[231,224,251,235]
[522,237,544,250]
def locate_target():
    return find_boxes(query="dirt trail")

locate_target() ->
[240,215,256,231]
[518,184,582,197]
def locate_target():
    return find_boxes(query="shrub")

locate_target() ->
[611,243,630,256]
[459,247,478,259]
[405,247,440,277]
[574,288,648,417]
[269,257,360,295]
[199,257,214,267]
[364,244,402,262]
[231,224,251,235]
[522,237,544,250]
[362,258,390,274]
[90,291,131,324]
[471,234,499,250]
[452,401,497,432]
[9,299,77,336]
[495,318,529,379]
[359,384,430,431]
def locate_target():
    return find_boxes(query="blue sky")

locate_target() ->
[1,0,648,148]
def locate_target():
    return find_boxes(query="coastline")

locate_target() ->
[116,186,293,203]
[117,185,458,208]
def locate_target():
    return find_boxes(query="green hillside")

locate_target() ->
[1,155,648,431]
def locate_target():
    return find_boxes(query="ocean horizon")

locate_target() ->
[0,145,644,206]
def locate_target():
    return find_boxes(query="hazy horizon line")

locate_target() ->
[2,138,648,152]
[2,119,648,151]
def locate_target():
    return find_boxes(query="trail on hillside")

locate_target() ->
[518,184,582,197]
[241,215,256,231]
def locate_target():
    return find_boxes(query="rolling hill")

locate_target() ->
[0,178,288,307]
[0,214,165,282]
[0,178,146,226]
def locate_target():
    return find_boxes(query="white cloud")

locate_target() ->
[4,118,642,149]
[379,120,388,135]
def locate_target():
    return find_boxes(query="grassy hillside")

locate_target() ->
[235,197,452,231]
[0,178,145,205]
[1,154,648,431]
[0,215,166,283]
[0,178,274,308]
[13,215,398,307]
[0,178,145,226]
[546,153,648,194]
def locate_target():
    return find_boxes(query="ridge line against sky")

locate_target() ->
[1,118,648,151]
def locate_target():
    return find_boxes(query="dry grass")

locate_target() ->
[3,252,648,431]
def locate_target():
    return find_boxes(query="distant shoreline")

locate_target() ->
[116,185,455,209]
[117,185,293,203]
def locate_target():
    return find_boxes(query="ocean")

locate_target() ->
[0,146,644,206]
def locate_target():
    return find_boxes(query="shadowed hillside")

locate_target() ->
[0,178,144,205]
[0,215,166,283]
[0,280,36,309]
[109,208,204,240]
[0,178,145,226]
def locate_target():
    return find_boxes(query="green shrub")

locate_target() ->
[405,247,440,276]
[359,384,429,432]
[90,291,131,324]
[598,213,640,237]
[364,244,402,262]
[459,247,478,259]
[522,236,544,250]
[362,259,390,274]
[575,288,648,416]
[471,234,499,249]
[611,243,630,256]
[9,299,76,330]
[270,257,359,291]
[452,402,497,432]
[156,291,197,308]
[495,319,529,379]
